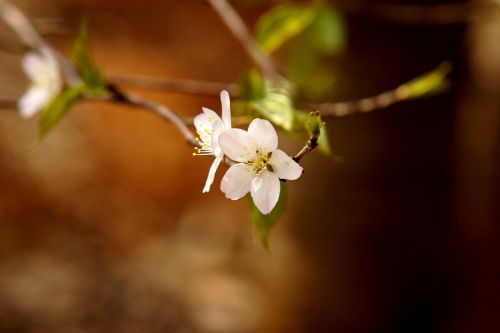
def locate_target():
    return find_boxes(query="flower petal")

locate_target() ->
[194,109,223,148]
[202,154,223,193]
[248,118,278,153]
[270,149,303,180]
[219,128,257,163]
[220,90,231,129]
[22,52,44,81]
[202,107,222,124]
[18,87,52,118]
[220,163,255,200]
[250,170,280,215]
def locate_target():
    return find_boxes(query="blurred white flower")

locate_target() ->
[194,90,232,193]
[219,119,302,214]
[18,49,62,118]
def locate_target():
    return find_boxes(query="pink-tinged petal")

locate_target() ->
[211,119,227,156]
[22,52,44,81]
[220,163,255,200]
[250,170,280,215]
[248,118,278,153]
[203,154,223,193]
[270,149,303,180]
[220,90,231,128]
[18,87,52,118]
[202,107,222,124]
[219,128,257,163]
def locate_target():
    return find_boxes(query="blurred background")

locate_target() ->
[0,0,499,332]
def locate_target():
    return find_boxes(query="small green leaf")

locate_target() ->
[256,4,316,54]
[249,88,295,131]
[38,86,85,141]
[239,68,265,100]
[401,62,451,99]
[317,122,332,156]
[71,21,105,93]
[248,182,287,249]
[294,110,332,156]
[306,110,322,136]
[284,3,346,100]
[308,4,346,55]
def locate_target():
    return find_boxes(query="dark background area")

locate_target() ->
[0,0,499,332]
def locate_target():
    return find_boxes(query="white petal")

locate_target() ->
[248,118,278,153]
[270,149,303,180]
[22,52,44,81]
[220,90,231,128]
[18,87,52,118]
[250,170,280,215]
[219,128,257,163]
[194,109,223,148]
[220,163,255,200]
[202,154,223,193]
[210,121,224,156]
[202,107,222,124]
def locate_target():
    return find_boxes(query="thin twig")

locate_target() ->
[309,62,452,117]
[0,98,16,109]
[106,84,198,147]
[107,74,240,97]
[206,0,277,78]
[293,127,319,163]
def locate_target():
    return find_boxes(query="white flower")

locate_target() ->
[18,49,62,118]
[193,90,232,193]
[218,118,303,214]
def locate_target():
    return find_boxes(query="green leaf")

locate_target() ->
[37,86,85,141]
[307,4,346,55]
[294,110,332,157]
[249,87,295,131]
[239,68,265,100]
[401,62,451,99]
[71,21,105,93]
[284,3,346,100]
[255,4,316,54]
[248,182,287,249]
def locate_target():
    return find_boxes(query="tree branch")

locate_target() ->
[309,62,452,117]
[105,84,198,147]
[206,0,277,78]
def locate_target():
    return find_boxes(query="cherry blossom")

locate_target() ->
[18,49,61,118]
[193,90,232,193]
[219,118,303,214]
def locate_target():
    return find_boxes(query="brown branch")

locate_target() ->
[293,122,320,163]
[206,0,277,78]
[106,84,198,147]
[107,74,240,97]
[0,98,17,109]
[309,62,452,117]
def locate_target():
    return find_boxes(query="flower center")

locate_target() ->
[193,127,214,156]
[251,151,271,176]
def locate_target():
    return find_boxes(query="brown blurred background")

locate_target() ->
[0,0,499,332]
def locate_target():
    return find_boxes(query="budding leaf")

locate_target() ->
[401,62,451,99]
[294,110,332,157]
[256,4,316,54]
[37,86,85,142]
[71,21,105,94]
[248,183,287,250]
